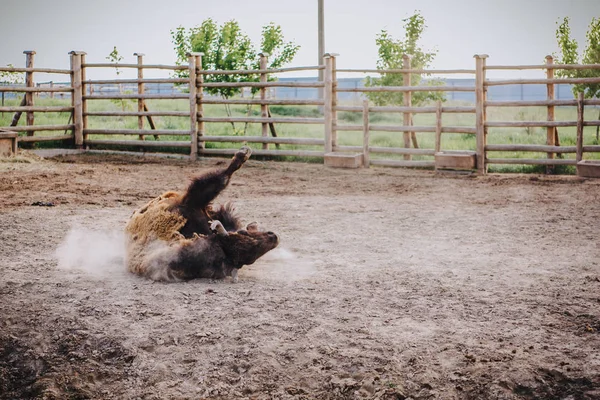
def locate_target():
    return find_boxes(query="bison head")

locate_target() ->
[210,220,279,268]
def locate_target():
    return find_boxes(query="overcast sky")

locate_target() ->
[1,0,599,80]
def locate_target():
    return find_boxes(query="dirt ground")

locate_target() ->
[1,151,599,400]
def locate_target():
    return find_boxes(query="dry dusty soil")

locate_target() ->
[1,152,599,400]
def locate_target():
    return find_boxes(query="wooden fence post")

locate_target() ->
[323,53,333,153]
[434,100,443,172]
[24,51,35,138]
[435,100,443,154]
[576,92,584,163]
[545,55,555,173]
[194,53,205,154]
[330,53,339,150]
[402,54,413,160]
[362,99,370,168]
[134,53,145,141]
[259,53,270,150]
[187,52,199,160]
[69,51,85,149]
[474,54,488,175]
[81,53,88,145]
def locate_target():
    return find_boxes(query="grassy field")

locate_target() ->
[2,96,599,172]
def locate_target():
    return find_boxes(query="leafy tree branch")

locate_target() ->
[365,12,445,107]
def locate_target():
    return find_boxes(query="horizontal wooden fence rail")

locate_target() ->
[486,121,600,128]
[198,117,324,124]
[18,134,74,143]
[84,111,189,117]
[199,81,324,88]
[441,127,477,134]
[336,68,476,74]
[337,125,476,134]
[486,63,600,70]
[83,94,189,100]
[338,86,475,93]
[486,144,577,153]
[0,87,73,93]
[84,78,189,85]
[0,67,71,74]
[199,148,324,158]
[335,105,476,113]
[201,66,324,75]
[486,121,579,128]
[486,77,600,86]
[1,124,74,132]
[486,99,600,107]
[201,98,324,106]
[86,139,191,148]
[486,158,578,165]
[338,145,436,156]
[83,63,187,70]
[201,136,324,146]
[84,129,190,136]
[0,106,73,112]
[486,144,600,153]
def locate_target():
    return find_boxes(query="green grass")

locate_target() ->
[1,97,599,172]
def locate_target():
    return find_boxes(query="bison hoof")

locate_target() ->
[236,146,252,162]
[231,269,239,283]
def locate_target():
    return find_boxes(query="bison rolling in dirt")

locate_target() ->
[125,147,279,282]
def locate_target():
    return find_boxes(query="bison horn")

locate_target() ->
[209,220,228,236]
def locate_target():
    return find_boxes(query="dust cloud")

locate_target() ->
[244,247,317,282]
[55,230,316,282]
[55,227,127,278]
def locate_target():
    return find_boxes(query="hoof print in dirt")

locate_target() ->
[125,147,278,282]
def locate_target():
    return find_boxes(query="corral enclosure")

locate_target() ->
[1,51,600,174]
[1,153,599,399]
[1,50,600,399]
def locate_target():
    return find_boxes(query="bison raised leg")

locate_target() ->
[177,147,251,237]
[180,146,252,209]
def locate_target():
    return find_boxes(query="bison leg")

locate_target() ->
[225,145,252,175]
[231,268,239,283]
[180,146,252,209]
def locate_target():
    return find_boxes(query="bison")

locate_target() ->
[125,146,279,282]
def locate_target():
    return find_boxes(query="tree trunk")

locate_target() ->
[223,98,236,134]
[243,103,253,136]
[596,111,600,142]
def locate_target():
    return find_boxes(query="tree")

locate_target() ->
[0,65,23,85]
[554,16,600,139]
[105,46,133,111]
[365,12,445,107]
[171,19,300,134]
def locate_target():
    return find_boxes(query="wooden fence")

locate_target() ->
[1,50,600,174]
